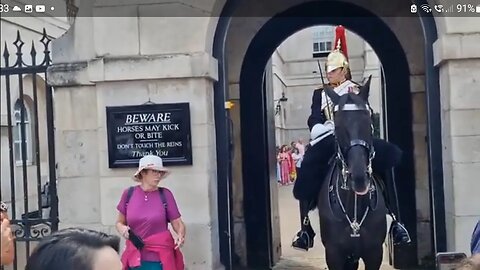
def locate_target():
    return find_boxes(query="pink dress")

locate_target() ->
[278,152,291,185]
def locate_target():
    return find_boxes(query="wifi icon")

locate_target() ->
[421,4,432,13]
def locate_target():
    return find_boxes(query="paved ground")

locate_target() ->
[273,184,394,270]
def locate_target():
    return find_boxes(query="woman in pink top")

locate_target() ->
[277,145,292,186]
[115,155,186,270]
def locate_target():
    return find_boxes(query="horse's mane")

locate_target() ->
[337,93,368,111]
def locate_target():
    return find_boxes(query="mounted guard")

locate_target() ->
[291,25,411,251]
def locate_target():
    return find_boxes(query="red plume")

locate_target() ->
[334,25,348,60]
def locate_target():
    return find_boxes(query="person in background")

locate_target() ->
[287,145,296,183]
[116,155,185,270]
[291,147,303,170]
[1,201,15,266]
[25,227,122,270]
[276,146,281,183]
[290,141,296,152]
[290,147,302,182]
[295,139,305,156]
[277,145,292,186]
[471,219,480,255]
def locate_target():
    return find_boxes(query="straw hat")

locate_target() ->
[133,155,170,181]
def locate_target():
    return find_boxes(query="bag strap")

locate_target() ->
[158,187,169,222]
[124,186,135,225]
[126,186,135,206]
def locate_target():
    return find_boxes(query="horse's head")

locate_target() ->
[324,76,374,195]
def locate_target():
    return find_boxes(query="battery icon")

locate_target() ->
[477,5,480,12]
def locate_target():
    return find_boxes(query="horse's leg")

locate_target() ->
[325,246,348,270]
[362,245,383,270]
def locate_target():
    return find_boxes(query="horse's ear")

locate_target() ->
[358,75,372,101]
[324,86,340,104]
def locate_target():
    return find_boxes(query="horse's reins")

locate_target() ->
[334,168,373,237]
[332,102,376,238]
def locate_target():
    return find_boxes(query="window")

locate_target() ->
[13,99,33,164]
[312,26,334,57]
[313,41,332,53]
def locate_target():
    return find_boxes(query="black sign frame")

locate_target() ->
[106,103,192,168]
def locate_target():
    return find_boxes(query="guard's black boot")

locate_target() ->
[390,220,411,245]
[378,169,412,246]
[291,218,316,251]
[292,200,316,251]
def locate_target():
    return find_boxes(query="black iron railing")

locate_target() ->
[1,29,58,270]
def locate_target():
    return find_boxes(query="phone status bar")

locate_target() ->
[410,3,480,15]
[0,3,56,14]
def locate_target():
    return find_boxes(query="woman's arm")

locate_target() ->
[115,213,129,239]
[170,217,186,249]
[1,218,14,266]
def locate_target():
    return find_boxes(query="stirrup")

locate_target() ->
[291,231,312,251]
[391,222,412,245]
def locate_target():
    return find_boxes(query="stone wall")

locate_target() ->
[48,13,224,269]
[434,15,480,252]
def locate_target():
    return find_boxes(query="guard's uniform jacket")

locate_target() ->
[308,80,360,131]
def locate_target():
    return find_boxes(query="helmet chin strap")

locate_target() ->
[330,78,347,87]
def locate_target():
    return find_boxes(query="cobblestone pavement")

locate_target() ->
[273,184,394,270]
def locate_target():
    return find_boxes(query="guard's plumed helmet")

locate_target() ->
[326,25,349,73]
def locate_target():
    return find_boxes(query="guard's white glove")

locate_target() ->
[310,123,334,141]
[324,120,335,131]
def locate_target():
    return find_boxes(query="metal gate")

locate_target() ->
[0,29,58,270]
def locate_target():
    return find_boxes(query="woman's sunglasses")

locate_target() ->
[146,169,166,175]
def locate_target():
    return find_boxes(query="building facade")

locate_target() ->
[1,0,479,269]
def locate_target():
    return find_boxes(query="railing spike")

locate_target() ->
[30,41,37,55]
[2,42,10,67]
[40,29,52,48]
[39,29,52,66]
[13,30,25,67]
[13,31,25,50]
[3,42,9,57]
[30,41,37,65]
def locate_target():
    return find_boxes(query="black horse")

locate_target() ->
[317,81,387,270]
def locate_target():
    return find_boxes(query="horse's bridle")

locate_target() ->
[328,103,377,237]
[333,103,376,189]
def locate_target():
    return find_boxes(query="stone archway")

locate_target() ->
[212,0,442,268]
